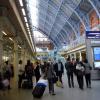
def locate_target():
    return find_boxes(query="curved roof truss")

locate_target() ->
[26,0,100,47]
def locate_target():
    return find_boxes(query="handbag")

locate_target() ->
[52,74,58,83]
[2,79,9,87]
[56,80,62,87]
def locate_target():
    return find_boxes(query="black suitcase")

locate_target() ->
[22,80,33,89]
[32,84,46,98]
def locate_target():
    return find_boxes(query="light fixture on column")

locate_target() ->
[26,23,29,27]
[22,8,26,16]
[24,17,28,22]
[19,0,23,7]
[2,31,7,35]
[9,37,13,41]
[18,45,21,48]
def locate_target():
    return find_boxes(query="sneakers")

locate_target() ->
[52,93,56,95]
[49,91,56,95]
[61,84,64,88]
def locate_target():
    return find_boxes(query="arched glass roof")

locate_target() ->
[25,0,100,47]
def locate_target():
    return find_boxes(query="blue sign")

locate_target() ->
[93,47,100,61]
[86,31,100,39]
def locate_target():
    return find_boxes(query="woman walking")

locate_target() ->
[83,59,92,88]
[46,62,56,95]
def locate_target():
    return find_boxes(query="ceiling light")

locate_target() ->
[9,37,13,41]
[19,0,23,7]
[22,8,26,16]
[29,31,31,35]
[2,31,7,35]
[26,23,28,27]
[18,45,21,48]
[24,17,27,22]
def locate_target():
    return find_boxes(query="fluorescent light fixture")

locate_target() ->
[2,31,7,35]
[19,0,23,6]
[27,27,30,30]
[9,37,13,41]
[24,17,27,22]
[26,23,29,27]
[22,8,26,16]
[28,31,31,35]
[18,45,21,48]
[3,56,9,60]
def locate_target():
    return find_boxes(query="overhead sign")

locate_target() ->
[86,31,100,39]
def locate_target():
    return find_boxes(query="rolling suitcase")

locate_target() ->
[32,84,46,98]
[32,79,48,98]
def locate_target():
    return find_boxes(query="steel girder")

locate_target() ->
[37,0,81,44]
[52,0,88,41]
[38,0,81,38]
[89,0,100,18]
[49,0,82,41]
[32,26,57,47]
[75,7,90,30]
[44,0,64,35]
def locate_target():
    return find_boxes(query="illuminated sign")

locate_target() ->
[86,31,100,39]
[93,47,100,61]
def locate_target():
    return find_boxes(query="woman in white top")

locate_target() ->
[76,60,84,90]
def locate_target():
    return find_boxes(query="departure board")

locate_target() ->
[86,31,100,39]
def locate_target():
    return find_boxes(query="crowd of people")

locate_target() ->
[65,58,92,90]
[0,57,92,95]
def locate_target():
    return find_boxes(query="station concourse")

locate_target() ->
[0,0,100,100]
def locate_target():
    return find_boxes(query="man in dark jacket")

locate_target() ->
[54,60,64,87]
[65,58,74,88]
[25,60,33,83]
[34,62,41,83]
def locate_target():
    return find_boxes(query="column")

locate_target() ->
[0,29,3,68]
[79,51,82,61]
[24,49,28,65]
[74,53,76,60]
[13,40,18,85]
[70,54,72,59]
[21,48,25,66]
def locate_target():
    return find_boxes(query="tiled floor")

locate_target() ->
[0,75,100,100]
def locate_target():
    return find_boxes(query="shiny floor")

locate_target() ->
[0,75,100,100]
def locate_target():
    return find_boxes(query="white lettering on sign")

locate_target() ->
[91,41,100,44]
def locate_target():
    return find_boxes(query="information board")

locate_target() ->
[86,31,100,39]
